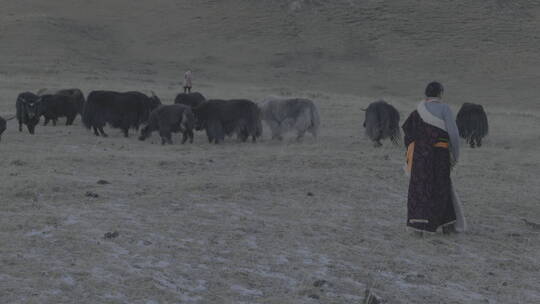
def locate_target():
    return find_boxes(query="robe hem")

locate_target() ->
[406,220,457,234]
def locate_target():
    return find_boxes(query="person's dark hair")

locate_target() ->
[425,81,444,98]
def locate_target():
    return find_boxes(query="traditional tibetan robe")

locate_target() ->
[402,101,466,233]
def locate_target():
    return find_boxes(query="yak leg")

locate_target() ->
[27,124,35,135]
[160,128,172,145]
[98,127,108,137]
[52,118,57,126]
[309,126,318,138]
[373,139,382,147]
[273,134,283,141]
[473,135,482,148]
[182,128,194,144]
[271,130,282,140]
[268,121,282,141]
[240,128,249,142]
[44,118,49,126]
[122,127,129,138]
[92,126,100,136]
[216,124,225,144]
[66,115,75,126]
[19,121,22,132]
[206,126,214,143]
[207,120,223,144]
[206,121,219,144]
[181,131,188,144]
[296,129,306,142]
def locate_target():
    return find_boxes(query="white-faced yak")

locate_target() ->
[259,96,320,141]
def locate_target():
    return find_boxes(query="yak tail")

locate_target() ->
[185,108,198,132]
[309,103,320,137]
[74,90,86,115]
[182,111,189,125]
[181,110,190,130]
[78,100,85,116]
[256,117,263,137]
[389,107,401,145]
[82,99,96,129]
[457,104,489,140]
[254,106,263,137]
[471,107,489,138]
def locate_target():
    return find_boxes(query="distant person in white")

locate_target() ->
[183,70,193,93]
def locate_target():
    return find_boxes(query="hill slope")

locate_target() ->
[1,0,539,106]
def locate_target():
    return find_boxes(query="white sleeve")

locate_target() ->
[443,105,460,162]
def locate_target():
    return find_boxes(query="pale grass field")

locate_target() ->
[1,79,539,303]
[1,0,540,303]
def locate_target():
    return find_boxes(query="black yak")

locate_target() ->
[37,88,84,102]
[363,100,400,147]
[260,96,320,141]
[174,92,206,108]
[193,99,262,144]
[82,91,161,137]
[456,102,488,148]
[139,104,195,145]
[16,92,41,134]
[0,115,15,142]
[38,90,84,126]
[0,116,5,141]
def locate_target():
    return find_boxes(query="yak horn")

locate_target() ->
[361,108,367,111]
[5,115,16,121]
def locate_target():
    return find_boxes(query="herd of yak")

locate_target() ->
[0,89,488,148]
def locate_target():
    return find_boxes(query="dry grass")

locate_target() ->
[1,1,539,303]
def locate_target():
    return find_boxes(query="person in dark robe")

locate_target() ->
[402,82,466,234]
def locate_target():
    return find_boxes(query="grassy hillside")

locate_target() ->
[1,0,539,107]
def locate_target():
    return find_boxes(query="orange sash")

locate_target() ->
[433,142,449,148]
[406,142,415,174]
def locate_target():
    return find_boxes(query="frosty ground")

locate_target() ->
[1,80,539,304]
[1,0,540,303]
